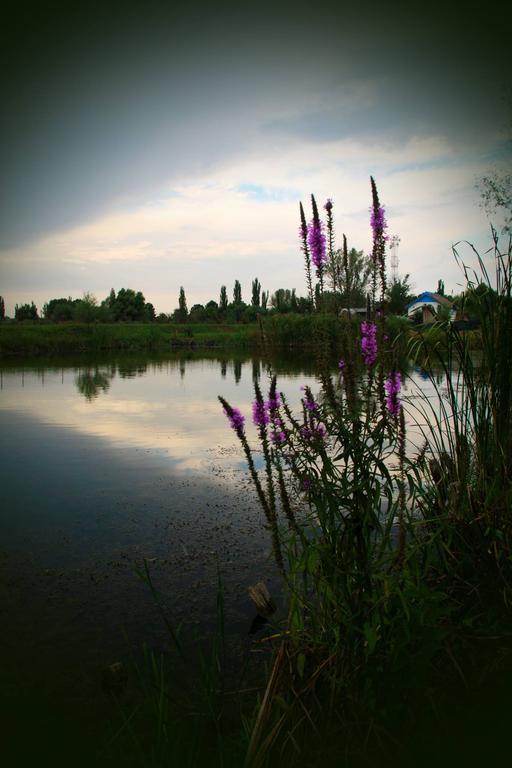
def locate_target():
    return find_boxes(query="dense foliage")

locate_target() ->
[217,185,512,765]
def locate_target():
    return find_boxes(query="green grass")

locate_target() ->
[218,230,512,766]
[0,321,262,356]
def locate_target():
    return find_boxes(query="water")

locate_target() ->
[0,351,446,687]
[0,352,324,680]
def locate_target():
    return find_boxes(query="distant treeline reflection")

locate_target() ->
[0,352,443,401]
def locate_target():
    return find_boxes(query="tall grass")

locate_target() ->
[220,214,512,765]
[103,561,252,768]
[0,322,261,356]
[409,229,512,590]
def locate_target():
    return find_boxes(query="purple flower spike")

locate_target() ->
[252,400,269,427]
[270,430,286,444]
[384,372,402,416]
[266,394,281,412]
[338,359,345,371]
[224,406,245,432]
[302,478,312,490]
[324,198,333,212]
[361,321,378,366]
[307,220,327,270]
[302,387,319,411]
[370,205,388,244]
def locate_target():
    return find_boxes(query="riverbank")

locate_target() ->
[0,321,261,356]
[0,316,480,359]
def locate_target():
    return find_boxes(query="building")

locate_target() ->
[406,292,456,323]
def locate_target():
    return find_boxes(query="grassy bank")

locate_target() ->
[1,316,481,359]
[212,230,512,766]
[0,321,261,356]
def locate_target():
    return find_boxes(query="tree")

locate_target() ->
[387,275,413,315]
[437,279,445,296]
[233,280,242,305]
[15,302,38,321]
[478,171,512,233]
[325,247,372,307]
[0,296,4,321]
[204,300,219,322]
[189,303,205,322]
[261,290,269,310]
[219,286,228,313]
[144,302,156,322]
[271,288,294,313]
[74,291,99,323]
[43,297,79,321]
[108,288,148,321]
[251,278,261,307]
[173,286,188,323]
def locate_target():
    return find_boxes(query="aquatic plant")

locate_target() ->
[220,186,512,765]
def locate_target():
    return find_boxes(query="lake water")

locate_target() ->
[0,351,445,688]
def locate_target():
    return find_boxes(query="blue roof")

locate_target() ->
[406,292,442,310]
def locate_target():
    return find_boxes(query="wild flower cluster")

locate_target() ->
[223,404,245,432]
[384,371,401,416]
[360,321,378,366]
[221,180,408,576]
[217,181,512,764]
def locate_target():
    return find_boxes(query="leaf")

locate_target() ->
[363,622,379,655]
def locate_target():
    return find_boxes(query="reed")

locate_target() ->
[221,193,512,764]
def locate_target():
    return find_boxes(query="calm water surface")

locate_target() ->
[0,352,444,683]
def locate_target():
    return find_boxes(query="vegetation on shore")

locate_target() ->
[0,321,261,356]
[214,194,512,766]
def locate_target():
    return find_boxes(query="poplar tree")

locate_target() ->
[251,278,261,307]
[219,286,228,312]
[177,287,188,322]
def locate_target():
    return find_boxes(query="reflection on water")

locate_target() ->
[0,351,448,678]
[75,367,115,401]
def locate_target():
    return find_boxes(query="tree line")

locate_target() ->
[1,256,475,325]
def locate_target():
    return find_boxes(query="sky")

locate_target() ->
[1,1,510,316]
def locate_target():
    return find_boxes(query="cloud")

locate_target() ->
[1,2,509,251]
[1,124,497,316]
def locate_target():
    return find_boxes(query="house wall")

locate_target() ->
[407,299,456,322]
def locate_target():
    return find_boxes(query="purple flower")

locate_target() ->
[270,429,286,444]
[302,477,312,490]
[361,322,378,366]
[324,198,333,212]
[223,406,245,432]
[307,220,327,270]
[384,372,402,416]
[252,399,269,427]
[370,205,388,242]
[338,359,345,371]
[266,394,281,412]
[300,424,326,442]
[305,395,319,412]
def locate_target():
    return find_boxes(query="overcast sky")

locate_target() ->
[1,1,510,315]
